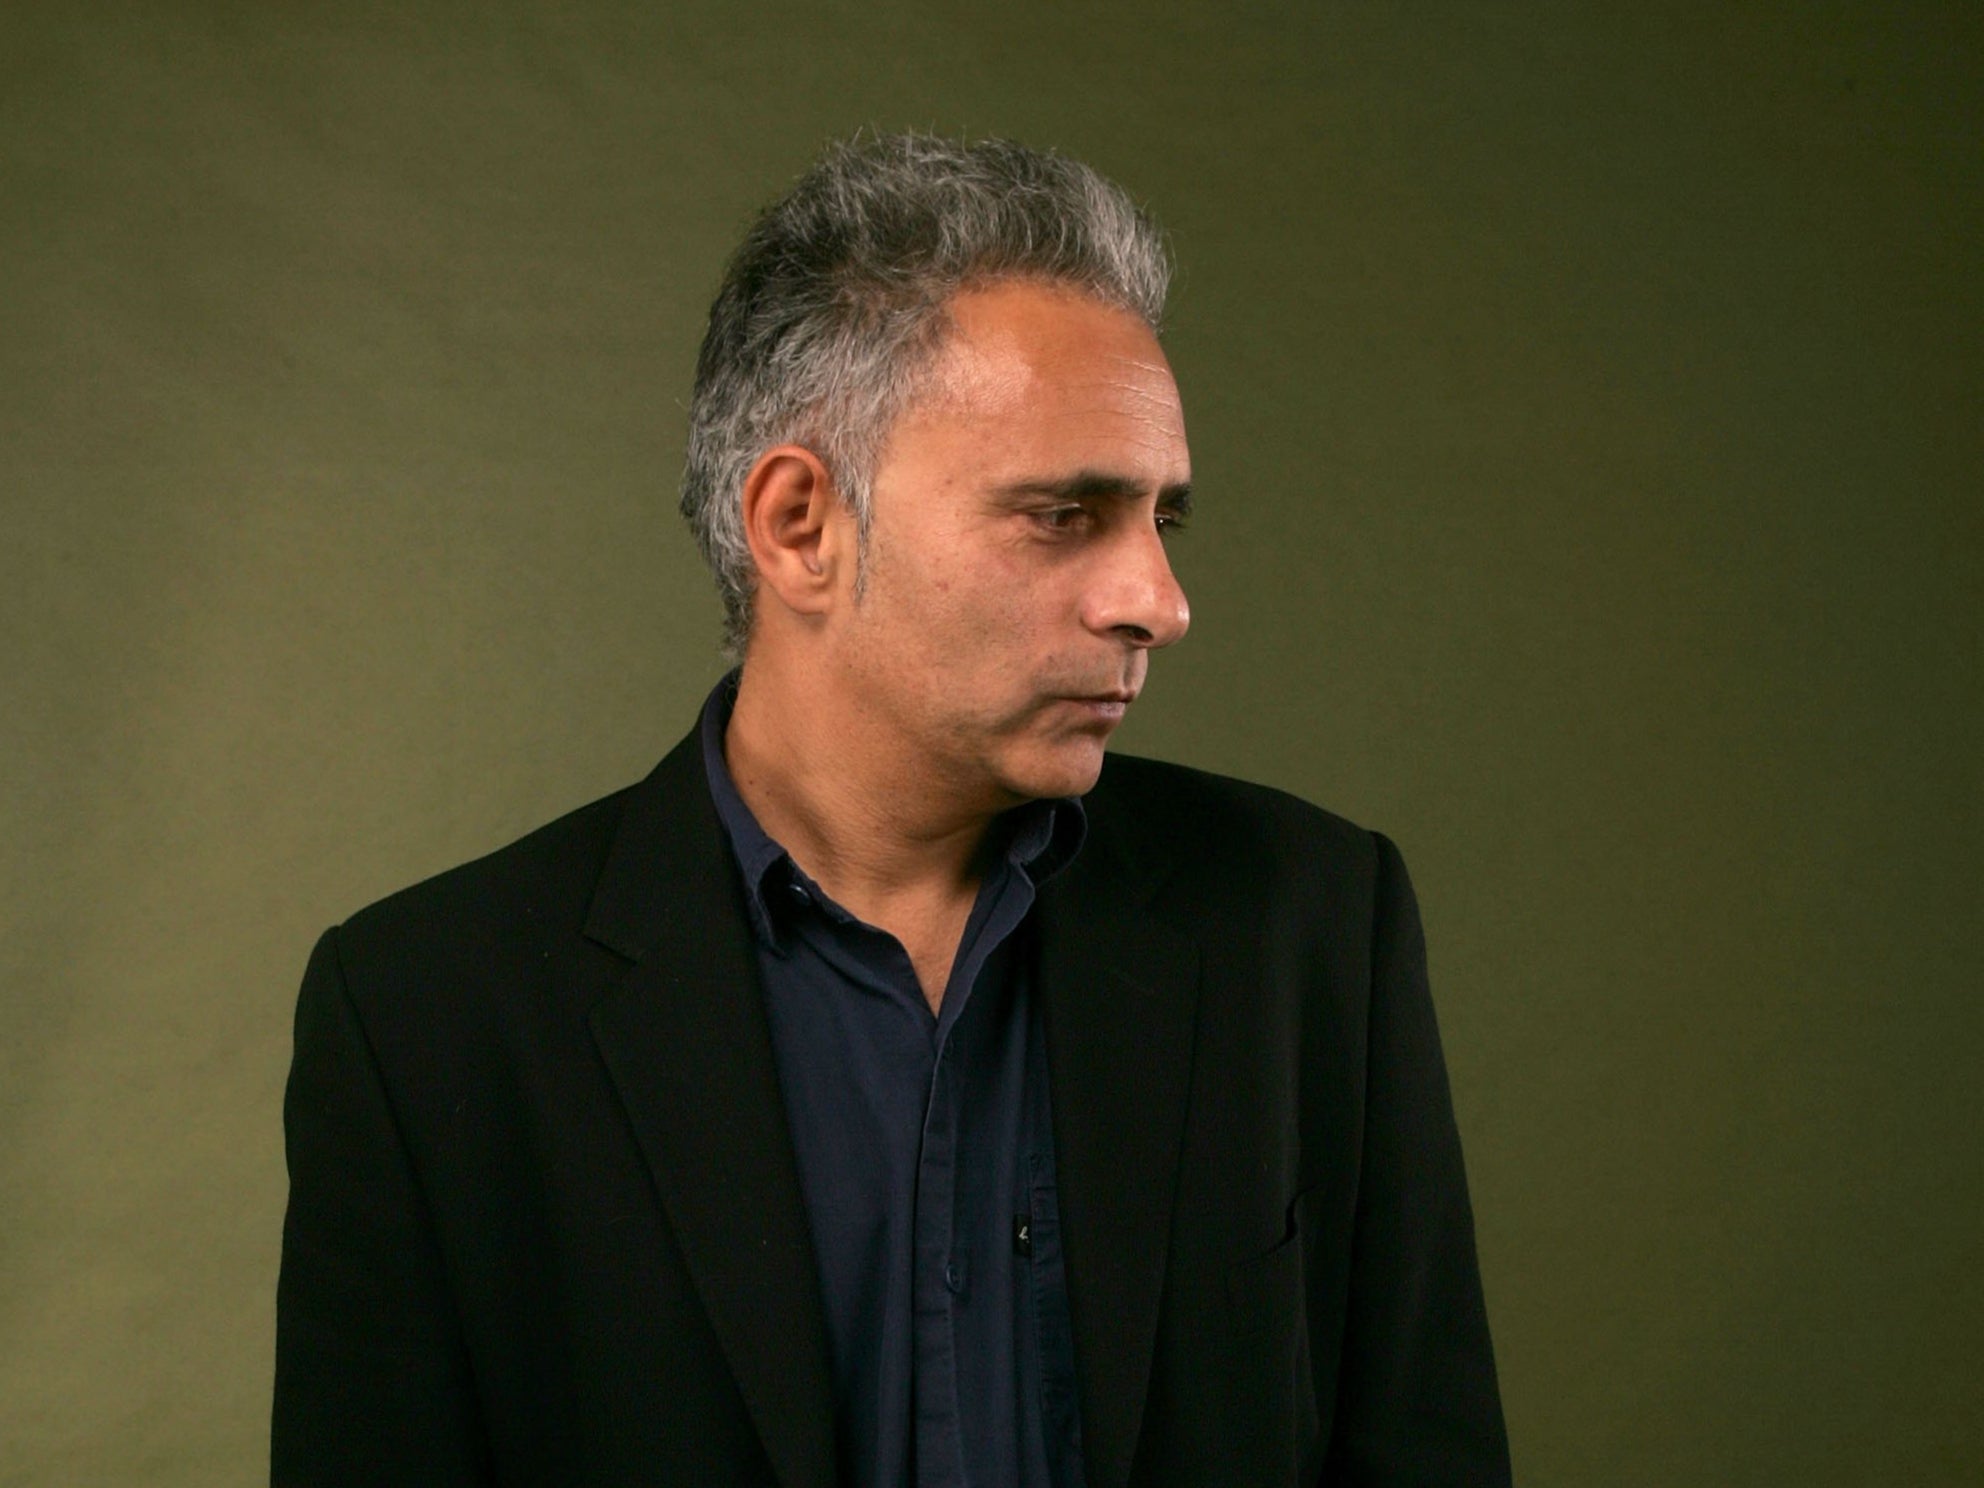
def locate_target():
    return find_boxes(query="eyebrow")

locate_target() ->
[994,470,1194,515]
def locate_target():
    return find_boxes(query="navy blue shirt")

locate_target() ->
[700,680,1087,1488]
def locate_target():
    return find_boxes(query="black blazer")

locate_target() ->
[273,730,1509,1485]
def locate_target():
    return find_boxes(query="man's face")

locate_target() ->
[827,279,1192,810]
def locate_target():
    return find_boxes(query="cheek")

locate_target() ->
[958,580,1039,647]
[865,528,1061,667]
[917,559,1028,636]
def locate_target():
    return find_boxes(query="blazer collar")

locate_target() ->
[582,729,839,1488]
[1036,766,1203,1488]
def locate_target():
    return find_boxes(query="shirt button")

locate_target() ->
[785,882,809,904]
[944,1260,965,1294]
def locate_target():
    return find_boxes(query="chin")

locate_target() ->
[996,738,1109,803]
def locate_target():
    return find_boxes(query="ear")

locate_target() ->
[739,444,855,621]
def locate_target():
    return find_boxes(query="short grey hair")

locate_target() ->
[679,131,1172,656]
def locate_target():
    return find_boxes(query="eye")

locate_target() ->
[1034,505,1091,532]
[1154,509,1189,536]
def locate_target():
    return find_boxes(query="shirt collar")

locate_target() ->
[698,671,1086,949]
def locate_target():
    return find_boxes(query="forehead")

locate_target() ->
[897,281,1190,477]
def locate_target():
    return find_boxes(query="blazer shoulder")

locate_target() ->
[329,777,640,979]
[1089,750,1383,880]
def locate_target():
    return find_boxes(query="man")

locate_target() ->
[273,134,1510,1486]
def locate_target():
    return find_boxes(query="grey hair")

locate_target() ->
[679,131,1172,657]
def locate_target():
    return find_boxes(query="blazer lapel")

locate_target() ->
[582,733,837,1488]
[1036,808,1202,1488]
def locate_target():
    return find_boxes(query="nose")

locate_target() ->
[1082,522,1191,650]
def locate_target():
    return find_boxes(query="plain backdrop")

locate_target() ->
[3,2,1978,1483]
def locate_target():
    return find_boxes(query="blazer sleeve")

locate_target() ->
[1321,833,1512,1486]
[272,927,493,1486]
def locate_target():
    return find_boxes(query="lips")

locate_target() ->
[1054,692,1134,725]
[1053,688,1137,707]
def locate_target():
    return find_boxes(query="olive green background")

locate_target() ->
[3,1,1978,1483]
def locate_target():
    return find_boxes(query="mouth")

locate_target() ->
[1056,691,1137,725]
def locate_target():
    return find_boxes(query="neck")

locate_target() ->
[723,652,999,913]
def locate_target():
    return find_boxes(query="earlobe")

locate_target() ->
[739,445,848,618]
